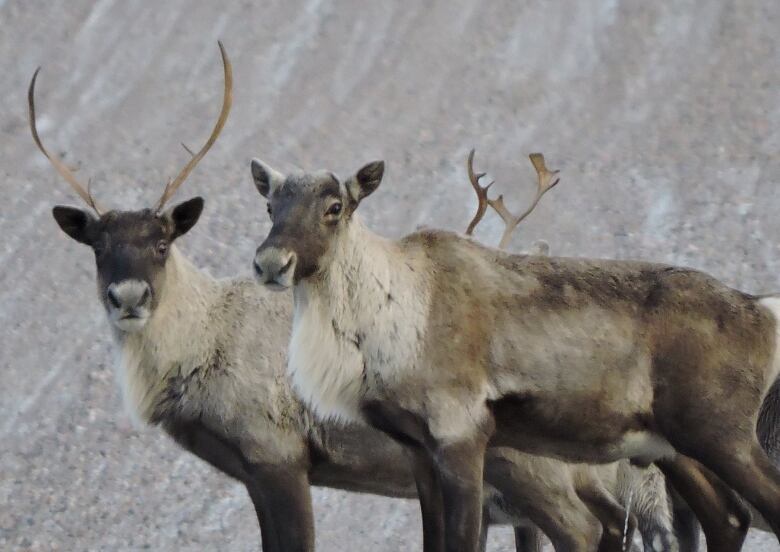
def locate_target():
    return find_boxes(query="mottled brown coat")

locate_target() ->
[253,160,780,552]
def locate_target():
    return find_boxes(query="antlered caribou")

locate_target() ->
[252,153,780,552]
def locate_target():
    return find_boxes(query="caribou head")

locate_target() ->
[32,42,232,332]
[251,149,558,289]
[250,159,385,290]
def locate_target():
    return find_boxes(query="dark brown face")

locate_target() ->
[52,197,203,332]
[251,159,384,289]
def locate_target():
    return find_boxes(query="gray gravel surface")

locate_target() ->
[1,0,778,550]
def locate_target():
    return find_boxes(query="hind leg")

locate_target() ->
[485,457,602,551]
[692,439,780,538]
[529,507,602,552]
[656,456,749,552]
[668,486,699,552]
[576,481,636,552]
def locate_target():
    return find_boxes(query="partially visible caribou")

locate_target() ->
[465,150,780,550]
[32,43,679,551]
[252,146,780,551]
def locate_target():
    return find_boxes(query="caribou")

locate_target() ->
[251,150,780,552]
[464,153,780,550]
[31,44,677,551]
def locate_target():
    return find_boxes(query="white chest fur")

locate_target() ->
[288,221,430,424]
[289,290,366,423]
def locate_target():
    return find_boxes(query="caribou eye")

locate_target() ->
[156,240,169,256]
[325,202,342,217]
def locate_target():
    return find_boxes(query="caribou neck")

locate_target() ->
[113,245,221,423]
[295,216,426,321]
[290,217,430,424]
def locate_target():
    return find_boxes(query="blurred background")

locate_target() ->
[1,0,778,550]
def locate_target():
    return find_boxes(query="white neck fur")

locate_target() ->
[113,246,219,424]
[289,216,429,424]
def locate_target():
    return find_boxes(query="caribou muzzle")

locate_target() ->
[105,279,153,331]
[254,246,297,291]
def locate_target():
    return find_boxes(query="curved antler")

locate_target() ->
[464,149,494,235]
[28,67,102,214]
[491,153,559,249]
[155,40,233,212]
[464,149,560,249]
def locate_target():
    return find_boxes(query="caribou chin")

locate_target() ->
[111,311,150,333]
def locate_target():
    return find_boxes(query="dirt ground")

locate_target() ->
[1,0,778,550]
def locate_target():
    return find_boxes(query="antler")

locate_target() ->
[464,149,494,235]
[28,68,102,214]
[491,153,560,248]
[465,150,560,249]
[154,40,233,212]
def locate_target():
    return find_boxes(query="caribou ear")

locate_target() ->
[346,160,384,205]
[251,158,285,198]
[166,197,204,240]
[52,206,96,245]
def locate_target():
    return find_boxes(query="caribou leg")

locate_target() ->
[668,485,700,552]
[165,420,288,550]
[514,526,544,552]
[362,400,446,552]
[656,456,749,552]
[483,452,602,552]
[436,437,489,552]
[249,466,315,552]
[693,440,780,539]
[477,507,490,552]
[410,448,447,552]
[247,484,282,552]
[576,482,636,552]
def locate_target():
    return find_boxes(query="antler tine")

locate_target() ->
[28,67,102,214]
[490,153,560,249]
[464,149,494,235]
[155,41,233,212]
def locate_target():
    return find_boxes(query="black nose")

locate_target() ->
[253,260,264,277]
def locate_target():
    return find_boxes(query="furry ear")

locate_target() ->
[251,158,286,198]
[52,206,96,246]
[166,196,204,239]
[346,161,384,204]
